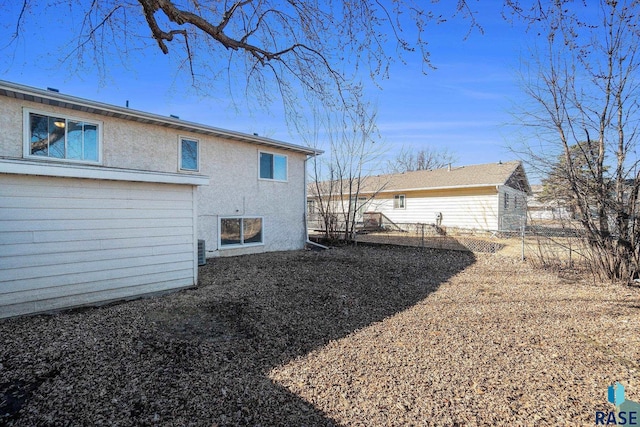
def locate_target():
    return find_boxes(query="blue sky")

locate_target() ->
[0,1,532,175]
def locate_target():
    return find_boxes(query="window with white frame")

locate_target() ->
[259,151,287,181]
[25,110,100,163]
[179,137,199,171]
[393,194,406,209]
[220,217,263,247]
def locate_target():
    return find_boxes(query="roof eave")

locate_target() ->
[0,80,322,156]
[375,183,505,194]
[310,183,507,197]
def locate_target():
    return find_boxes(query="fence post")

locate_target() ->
[521,216,526,262]
[421,223,425,248]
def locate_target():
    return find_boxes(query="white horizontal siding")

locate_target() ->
[0,173,195,199]
[4,270,188,305]
[1,278,192,319]
[4,217,194,232]
[2,243,193,269]
[0,207,191,221]
[2,261,194,296]
[0,236,192,257]
[2,252,193,283]
[0,174,197,318]
[17,226,192,244]
[367,193,500,230]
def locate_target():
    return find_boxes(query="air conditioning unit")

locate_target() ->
[197,240,206,266]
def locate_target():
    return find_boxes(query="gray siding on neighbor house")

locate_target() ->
[0,173,198,318]
[497,186,528,230]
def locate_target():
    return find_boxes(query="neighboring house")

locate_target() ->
[527,185,574,222]
[308,161,531,232]
[0,80,320,318]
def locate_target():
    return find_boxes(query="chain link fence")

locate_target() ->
[522,218,586,269]
[353,223,512,254]
[342,215,589,268]
[309,211,590,269]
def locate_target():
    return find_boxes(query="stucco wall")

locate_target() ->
[196,144,308,257]
[0,96,24,158]
[0,95,308,256]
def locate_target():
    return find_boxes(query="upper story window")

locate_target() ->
[179,137,199,171]
[504,193,510,209]
[393,194,406,209]
[25,110,100,163]
[259,151,287,181]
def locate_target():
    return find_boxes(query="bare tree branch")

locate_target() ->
[0,0,486,116]
[514,0,640,282]
[386,146,458,174]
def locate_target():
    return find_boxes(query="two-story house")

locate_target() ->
[0,80,320,318]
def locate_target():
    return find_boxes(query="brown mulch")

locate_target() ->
[1,245,639,426]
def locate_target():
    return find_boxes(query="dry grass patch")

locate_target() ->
[269,254,640,426]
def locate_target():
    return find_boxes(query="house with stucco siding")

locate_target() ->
[309,161,531,232]
[0,80,320,318]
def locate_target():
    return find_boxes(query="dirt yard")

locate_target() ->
[1,245,639,426]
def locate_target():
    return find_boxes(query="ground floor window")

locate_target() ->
[220,217,263,247]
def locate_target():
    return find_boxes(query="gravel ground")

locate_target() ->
[1,245,639,426]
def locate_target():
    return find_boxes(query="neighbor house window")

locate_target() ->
[259,151,287,181]
[180,137,199,171]
[220,217,263,247]
[394,194,406,209]
[504,193,510,209]
[25,110,100,163]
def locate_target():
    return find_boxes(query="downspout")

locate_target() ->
[304,153,328,250]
